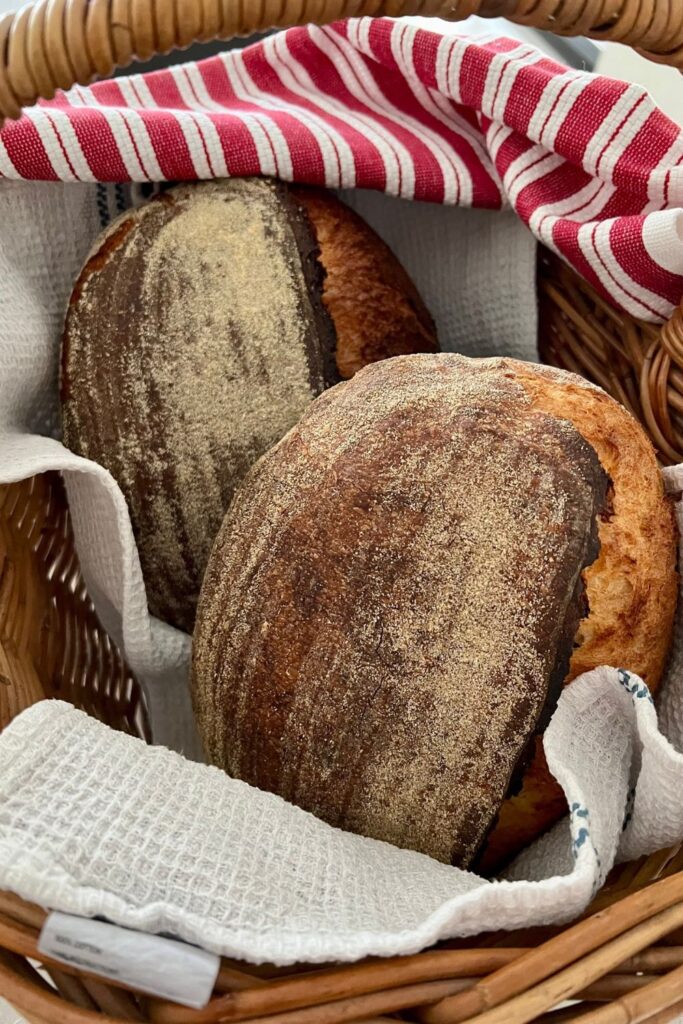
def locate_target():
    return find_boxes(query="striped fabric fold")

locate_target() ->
[1,18,681,322]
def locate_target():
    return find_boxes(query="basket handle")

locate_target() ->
[0,0,681,125]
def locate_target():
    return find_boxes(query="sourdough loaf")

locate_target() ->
[192,354,630,867]
[62,179,335,632]
[193,354,677,868]
[61,179,438,633]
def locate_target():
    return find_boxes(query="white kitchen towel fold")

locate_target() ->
[0,178,537,755]
[1,628,683,966]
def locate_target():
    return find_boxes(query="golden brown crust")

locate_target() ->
[192,354,610,867]
[480,361,678,874]
[477,738,570,874]
[522,365,678,689]
[292,187,439,378]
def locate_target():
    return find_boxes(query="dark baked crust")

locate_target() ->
[61,178,336,633]
[292,187,439,378]
[278,186,340,393]
[192,354,609,867]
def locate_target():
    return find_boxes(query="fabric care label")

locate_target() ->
[38,911,220,1008]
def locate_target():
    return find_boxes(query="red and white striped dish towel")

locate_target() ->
[1,17,681,322]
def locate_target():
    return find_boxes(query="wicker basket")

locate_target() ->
[1,1,683,1022]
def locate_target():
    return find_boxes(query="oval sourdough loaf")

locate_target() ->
[192,354,674,867]
[61,179,437,633]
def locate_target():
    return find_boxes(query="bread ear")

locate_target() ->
[480,362,677,874]
[292,187,438,378]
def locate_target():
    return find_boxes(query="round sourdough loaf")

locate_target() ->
[61,179,437,633]
[193,354,676,868]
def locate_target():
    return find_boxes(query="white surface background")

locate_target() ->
[0,7,681,1023]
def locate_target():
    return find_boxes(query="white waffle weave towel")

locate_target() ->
[2,609,683,966]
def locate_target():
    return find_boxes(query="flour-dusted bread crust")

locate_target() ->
[61,179,337,633]
[62,179,438,634]
[293,187,438,378]
[479,361,678,872]
[192,354,611,867]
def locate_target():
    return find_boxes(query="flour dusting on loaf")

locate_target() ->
[192,354,609,866]
[61,179,336,632]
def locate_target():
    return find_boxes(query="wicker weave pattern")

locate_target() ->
[539,251,683,467]
[0,345,683,1024]
[0,0,681,128]
[0,327,683,1021]
[1,850,683,1022]
[0,473,149,740]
